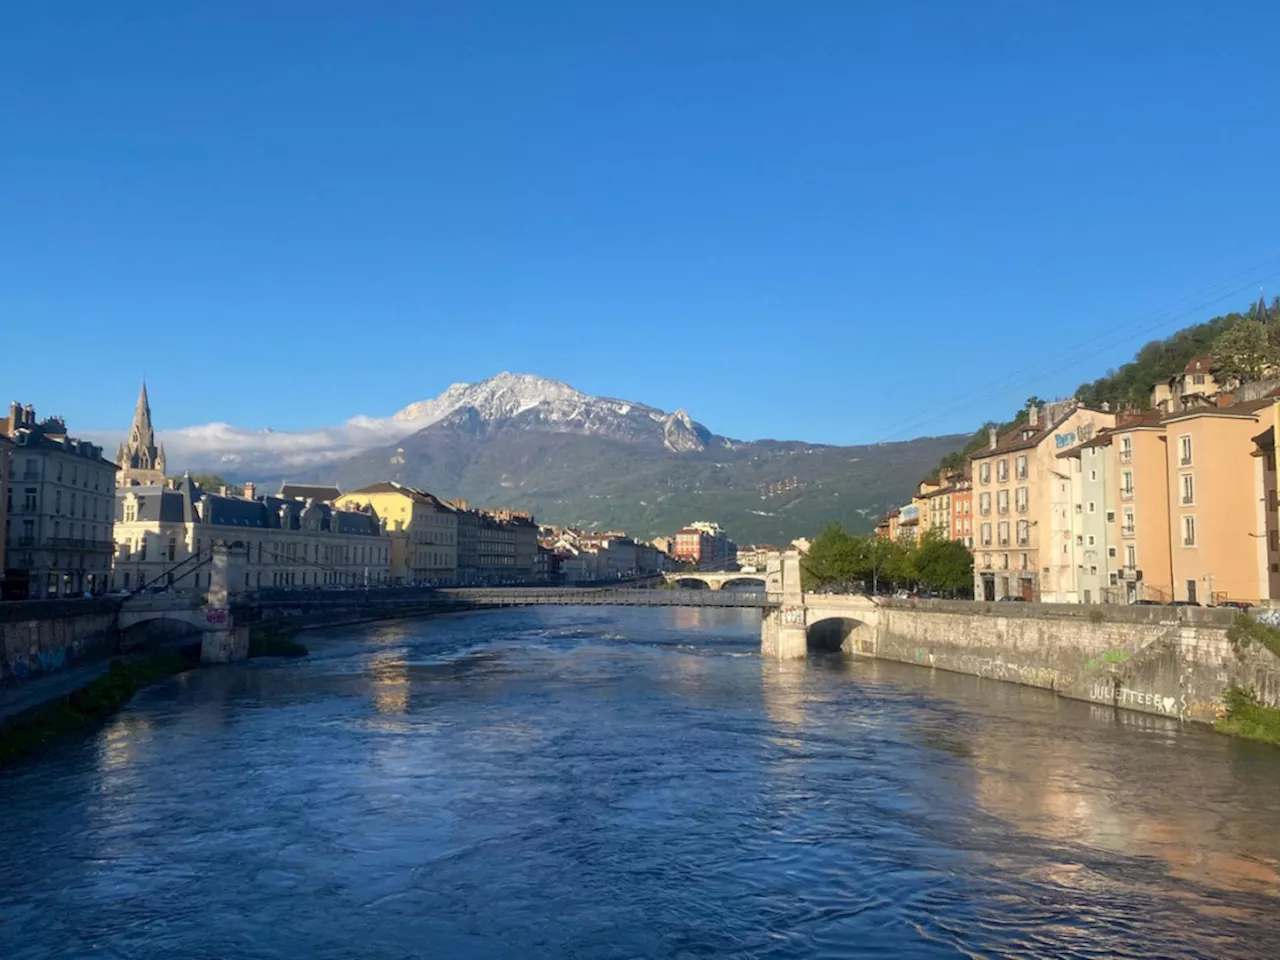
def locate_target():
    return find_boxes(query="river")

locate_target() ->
[2,607,1279,958]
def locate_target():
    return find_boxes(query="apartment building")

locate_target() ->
[1,403,118,599]
[337,482,458,585]
[1164,399,1273,604]
[970,401,1116,601]
[1150,355,1221,413]
[1250,404,1280,602]
[112,476,389,593]
[1109,413,1174,603]
[1059,434,1120,604]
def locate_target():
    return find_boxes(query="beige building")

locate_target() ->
[112,476,390,593]
[1,402,117,598]
[1164,399,1274,605]
[1150,354,1221,413]
[970,401,1116,601]
[1109,413,1175,603]
[337,482,458,585]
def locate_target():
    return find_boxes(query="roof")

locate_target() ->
[1252,425,1274,450]
[345,480,451,508]
[1184,354,1213,375]
[970,408,1080,459]
[279,483,343,502]
[1161,396,1276,425]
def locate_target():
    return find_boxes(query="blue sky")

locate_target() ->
[3,1,1279,446]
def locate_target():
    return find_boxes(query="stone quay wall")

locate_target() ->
[860,599,1280,724]
[0,599,122,685]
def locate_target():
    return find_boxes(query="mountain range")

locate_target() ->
[94,373,960,543]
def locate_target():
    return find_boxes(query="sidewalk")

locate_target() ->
[0,659,115,725]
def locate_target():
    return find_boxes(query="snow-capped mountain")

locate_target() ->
[87,373,721,476]
[391,372,718,452]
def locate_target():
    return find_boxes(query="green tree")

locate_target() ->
[914,531,974,595]
[1210,319,1280,385]
[801,523,863,590]
[170,473,244,496]
[882,538,918,586]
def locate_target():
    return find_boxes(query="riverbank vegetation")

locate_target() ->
[802,525,972,596]
[0,652,194,767]
[1216,686,1280,746]
[1226,612,1280,660]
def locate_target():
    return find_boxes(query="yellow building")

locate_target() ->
[970,401,1116,601]
[1109,412,1175,603]
[336,482,458,585]
[1164,399,1274,605]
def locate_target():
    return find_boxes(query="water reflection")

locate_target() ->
[2,607,1280,960]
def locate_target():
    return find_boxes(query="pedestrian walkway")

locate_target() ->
[0,659,114,724]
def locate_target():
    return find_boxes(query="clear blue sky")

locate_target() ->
[4,1,1279,445]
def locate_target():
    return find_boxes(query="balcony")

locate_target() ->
[1181,496,1194,506]
[21,503,40,513]
[1180,456,1193,467]
[1120,488,1134,500]
[1121,525,1136,538]
[1119,449,1132,463]
[1183,538,1196,547]
[45,537,114,552]
[22,470,39,481]
[16,535,35,547]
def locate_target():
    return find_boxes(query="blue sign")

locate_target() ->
[1054,431,1076,449]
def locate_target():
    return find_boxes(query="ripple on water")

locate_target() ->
[3,607,1280,960]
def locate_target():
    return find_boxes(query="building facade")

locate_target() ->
[1,402,117,598]
[1164,400,1272,605]
[0,436,10,597]
[337,483,458,585]
[1111,414,1174,603]
[970,401,1116,602]
[112,477,390,593]
[1061,434,1120,604]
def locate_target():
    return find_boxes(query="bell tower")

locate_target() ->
[117,381,167,486]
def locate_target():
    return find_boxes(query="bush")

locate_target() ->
[1216,685,1280,745]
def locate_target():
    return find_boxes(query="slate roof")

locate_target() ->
[279,483,343,502]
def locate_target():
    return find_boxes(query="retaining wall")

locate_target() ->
[0,599,122,685]
[858,599,1280,723]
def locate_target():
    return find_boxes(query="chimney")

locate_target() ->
[1101,401,1110,412]
[218,485,228,497]
[987,426,997,450]
[243,481,256,500]
[1027,402,1039,427]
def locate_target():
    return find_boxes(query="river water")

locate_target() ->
[2,607,1280,959]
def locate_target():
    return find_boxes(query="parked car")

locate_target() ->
[1216,600,1252,610]
[1170,600,1201,607]
[997,595,1027,602]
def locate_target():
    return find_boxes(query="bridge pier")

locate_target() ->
[761,551,807,659]
[200,541,248,665]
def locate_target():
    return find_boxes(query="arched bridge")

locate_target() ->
[661,571,776,592]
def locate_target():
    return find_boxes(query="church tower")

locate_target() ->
[116,381,167,486]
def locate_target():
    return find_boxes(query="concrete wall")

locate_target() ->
[0,599,120,684]
[856,598,1279,723]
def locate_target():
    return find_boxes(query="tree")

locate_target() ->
[881,537,918,587]
[1210,319,1280,385]
[914,531,974,595]
[170,473,244,496]
[801,523,863,591]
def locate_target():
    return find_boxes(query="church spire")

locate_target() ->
[117,380,165,486]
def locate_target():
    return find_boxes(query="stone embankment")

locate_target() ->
[851,598,1280,724]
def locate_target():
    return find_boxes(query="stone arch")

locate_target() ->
[671,577,711,590]
[720,576,767,592]
[805,616,871,654]
[117,616,207,653]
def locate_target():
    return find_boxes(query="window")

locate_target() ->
[1016,455,1028,479]
[1015,487,1028,512]
[1119,437,1132,462]
[996,490,1009,514]
[1110,572,1119,585]
[1020,552,1029,570]
[979,492,991,515]
[1087,501,1096,514]
[1108,547,1117,558]
[1180,473,1194,506]
[1016,520,1029,545]
[998,521,1010,546]
[979,462,991,484]
[55,490,62,514]
[1121,471,1134,498]
[1106,510,1115,522]
[997,459,1009,482]
[1125,544,1136,567]
[1270,529,1278,553]
[1179,434,1193,467]
[1089,469,1097,482]
[1193,373,1205,385]
[56,461,63,482]
[1122,510,1135,537]
[1182,515,1196,547]
[167,537,177,561]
